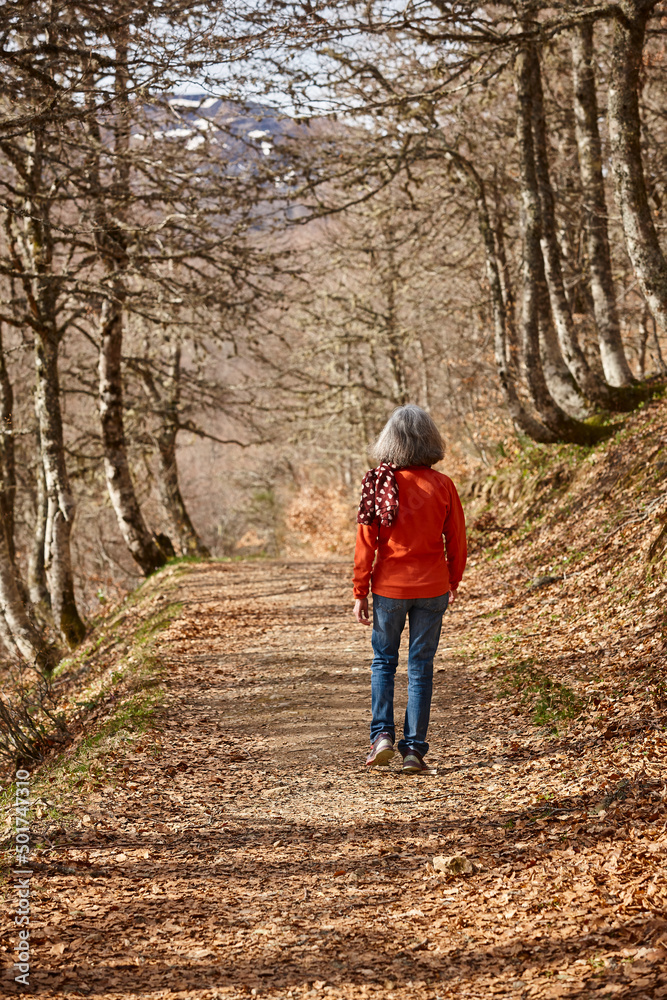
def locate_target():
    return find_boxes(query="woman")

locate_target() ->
[353,404,467,774]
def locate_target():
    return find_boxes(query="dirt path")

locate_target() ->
[14,561,667,999]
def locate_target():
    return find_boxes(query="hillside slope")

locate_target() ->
[461,393,667,717]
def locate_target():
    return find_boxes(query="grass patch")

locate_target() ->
[0,580,184,840]
[501,659,583,730]
[134,602,183,646]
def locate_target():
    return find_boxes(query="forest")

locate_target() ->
[1,3,667,999]
[0,1,666,675]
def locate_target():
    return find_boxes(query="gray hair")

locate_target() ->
[370,404,445,468]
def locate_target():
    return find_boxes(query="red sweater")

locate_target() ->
[353,466,467,600]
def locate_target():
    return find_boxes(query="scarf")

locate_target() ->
[357,462,399,528]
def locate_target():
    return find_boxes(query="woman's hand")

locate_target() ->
[354,597,371,626]
[448,589,457,606]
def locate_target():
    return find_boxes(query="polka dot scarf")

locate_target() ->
[357,462,399,528]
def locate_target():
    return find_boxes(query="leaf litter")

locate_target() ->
[2,398,667,999]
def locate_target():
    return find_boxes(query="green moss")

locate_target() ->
[501,660,582,730]
[133,602,182,646]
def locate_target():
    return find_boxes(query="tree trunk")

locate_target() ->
[35,332,85,648]
[608,1,667,335]
[156,428,210,559]
[529,41,615,406]
[571,20,635,387]
[637,306,667,376]
[492,198,517,369]
[537,303,591,418]
[0,323,17,565]
[529,193,591,420]
[0,511,56,672]
[638,305,650,378]
[383,245,410,405]
[0,324,33,609]
[99,290,168,575]
[28,441,51,612]
[415,335,431,411]
[89,38,167,577]
[514,46,605,444]
[0,609,18,661]
[651,312,667,372]
[20,129,85,648]
[451,154,555,442]
[152,346,210,558]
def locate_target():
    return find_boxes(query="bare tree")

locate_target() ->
[571,19,635,387]
[83,38,168,576]
[0,324,17,567]
[10,135,86,646]
[135,342,211,558]
[514,42,602,444]
[448,152,556,443]
[607,0,667,335]
[528,39,611,407]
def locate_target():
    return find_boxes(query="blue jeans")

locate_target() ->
[370,592,449,758]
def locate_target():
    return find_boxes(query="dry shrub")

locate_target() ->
[284,484,356,558]
[0,668,67,765]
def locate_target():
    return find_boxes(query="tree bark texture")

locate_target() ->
[35,333,85,647]
[0,512,55,672]
[514,46,602,443]
[537,289,591,418]
[529,42,615,406]
[151,346,210,558]
[571,20,635,387]
[28,441,51,612]
[0,608,18,662]
[608,1,667,335]
[156,429,210,559]
[492,200,518,369]
[99,290,168,575]
[0,324,17,565]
